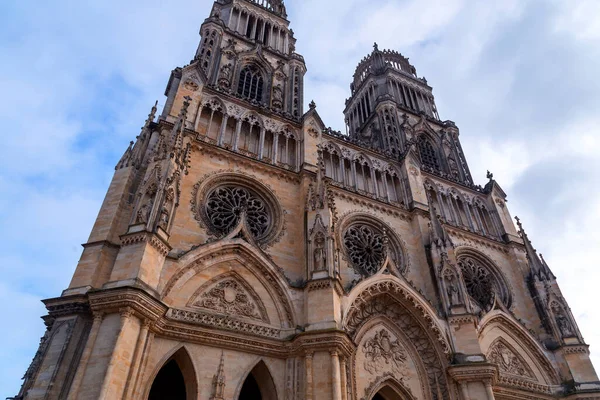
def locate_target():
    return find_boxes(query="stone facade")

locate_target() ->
[12,0,600,399]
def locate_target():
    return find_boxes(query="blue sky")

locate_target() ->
[1,0,599,396]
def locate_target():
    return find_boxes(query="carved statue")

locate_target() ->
[135,198,152,224]
[363,329,407,375]
[272,84,283,110]
[552,303,575,337]
[556,313,574,337]
[444,270,461,306]
[218,63,232,88]
[448,157,459,178]
[158,205,170,230]
[313,232,326,271]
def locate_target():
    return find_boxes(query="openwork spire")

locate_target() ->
[247,0,287,17]
[515,216,555,281]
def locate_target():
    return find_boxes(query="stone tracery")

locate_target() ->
[206,186,270,240]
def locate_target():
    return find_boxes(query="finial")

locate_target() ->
[309,100,316,109]
[145,100,159,127]
[515,216,523,232]
[486,170,494,180]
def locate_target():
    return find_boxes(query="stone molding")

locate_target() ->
[306,278,344,296]
[166,308,279,338]
[447,363,498,384]
[119,231,171,256]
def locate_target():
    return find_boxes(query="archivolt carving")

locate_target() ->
[361,373,416,400]
[162,243,295,327]
[479,312,560,385]
[188,272,269,323]
[487,338,535,379]
[345,281,450,400]
[363,329,408,375]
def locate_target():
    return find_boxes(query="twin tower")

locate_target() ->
[13,1,599,399]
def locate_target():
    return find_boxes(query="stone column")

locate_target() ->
[123,319,151,399]
[272,133,279,164]
[217,115,229,146]
[97,308,136,400]
[258,127,266,160]
[232,119,242,151]
[484,381,496,399]
[460,382,470,400]
[340,357,348,400]
[305,352,314,400]
[131,329,155,399]
[67,313,104,400]
[331,351,342,400]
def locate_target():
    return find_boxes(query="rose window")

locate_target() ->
[206,186,270,240]
[459,257,494,309]
[344,225,386,276]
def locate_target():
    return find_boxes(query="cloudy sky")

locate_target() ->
[1,0,599,396]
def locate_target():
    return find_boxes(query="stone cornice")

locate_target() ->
[306,278,344,297]
[328,184,411,221]
[195,141,301,183]
[291,330,356,358]
[43,294,90,318]
[119,231,172,257]
[446,225,509,253]
[88,286,168,322]
[448,362,498,384]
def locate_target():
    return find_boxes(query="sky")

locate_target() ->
[1,0,599,396]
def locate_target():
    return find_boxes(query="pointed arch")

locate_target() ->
[236,359,278,400]
[146,346,198,400]
[344,277,451,400]
[366,376,416,400]
[161,239,296,328]
[479,311,560,386]
[454,247,513,309]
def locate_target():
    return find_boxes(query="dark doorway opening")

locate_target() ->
[148,359,186,400]
[239,372,262,399]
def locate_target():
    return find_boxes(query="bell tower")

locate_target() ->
[12,2,600,400]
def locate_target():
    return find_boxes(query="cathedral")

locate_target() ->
[13,1,600,399]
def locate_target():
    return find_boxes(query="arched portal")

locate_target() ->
[373,385,404,400]
[148,359,185,400]
[147,347,198,400]
[238,360,277,400]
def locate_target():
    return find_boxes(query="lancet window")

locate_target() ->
[321,144,406,207]
[418,138,440,171]
[424,182,502,240]
[227,7,289,53]
[198,29,218,75]
[237,65,264,103]
[457,254,511,310]
[193,99,299,171]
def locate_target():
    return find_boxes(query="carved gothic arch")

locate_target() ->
[240,110,265,127]
[191,170,285,247]
[454,246,513,309]
[365,376,417,400]
[479,311,560,385]
[343,277,451,400]
[355,317,430,400]
[144,345,198,400]
[161,239,297,328]
[337,211,408,275]
[187,270,270,324]
[234,359,279,400]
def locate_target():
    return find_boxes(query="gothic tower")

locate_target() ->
[13,1,599,400]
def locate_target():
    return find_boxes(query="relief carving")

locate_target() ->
[363,329,407,375]
[192,274,269,323]
[487,340,535,379]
